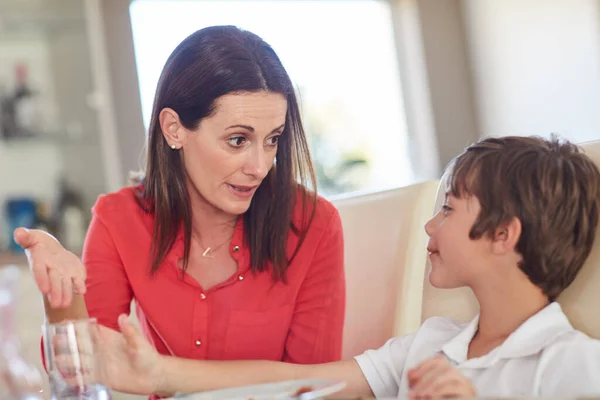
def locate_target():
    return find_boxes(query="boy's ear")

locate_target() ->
[491,217,521,254]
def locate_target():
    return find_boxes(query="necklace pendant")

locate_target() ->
[202,247,215,258]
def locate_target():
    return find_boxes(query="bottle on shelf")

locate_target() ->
[53,177,86,253]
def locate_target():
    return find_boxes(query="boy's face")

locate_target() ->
[425,193,491,288]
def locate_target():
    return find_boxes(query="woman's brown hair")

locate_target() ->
[136,26,316,280]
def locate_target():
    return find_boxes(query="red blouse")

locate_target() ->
[82,187,345,367]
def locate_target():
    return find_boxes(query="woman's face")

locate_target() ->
[161,91,287,217]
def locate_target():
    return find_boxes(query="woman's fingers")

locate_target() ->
[20,230,87,307]
[47,268,64,308]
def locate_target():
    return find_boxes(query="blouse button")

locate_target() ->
[195,340,202,346]
[233,245,240,252]
[238,275,244,281]
[200,293,206,300]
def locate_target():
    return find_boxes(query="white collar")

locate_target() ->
[441,302,574,368]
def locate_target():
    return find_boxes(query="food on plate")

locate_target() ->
[294,386,313,396]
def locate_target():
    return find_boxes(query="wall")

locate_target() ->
[393,0,600,173]
[98,0,147,179]
[414,0,480,170]
[461,0,600,142]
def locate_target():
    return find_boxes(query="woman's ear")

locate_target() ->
[159,107,186,149]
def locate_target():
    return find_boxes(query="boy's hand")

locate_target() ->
[407,355,476,399]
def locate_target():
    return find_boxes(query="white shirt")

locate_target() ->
[355,302,600,399]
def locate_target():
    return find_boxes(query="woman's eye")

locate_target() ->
[227,137,247,147]
[442,205,452,214]
[267,135,280,146]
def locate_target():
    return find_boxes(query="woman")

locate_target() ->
[16,25,345,374]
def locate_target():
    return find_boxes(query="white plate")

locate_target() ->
[172,379,346,400]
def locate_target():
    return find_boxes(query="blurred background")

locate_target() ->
[0,0,599,397]
[1,0,599,257]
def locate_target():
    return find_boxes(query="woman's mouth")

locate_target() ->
[227,184,258,198]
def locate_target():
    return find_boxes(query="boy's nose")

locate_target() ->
[424,216,436,237]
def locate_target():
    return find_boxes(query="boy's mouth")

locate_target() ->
[427,247,439,256]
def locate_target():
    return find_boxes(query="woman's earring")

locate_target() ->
[171,144,177,150]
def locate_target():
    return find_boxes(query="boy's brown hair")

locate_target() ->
[448,135,600,300]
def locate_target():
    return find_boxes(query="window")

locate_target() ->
[130,0,412,197]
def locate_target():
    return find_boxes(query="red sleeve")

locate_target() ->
[83,213,134,331]
[283,208,346,363]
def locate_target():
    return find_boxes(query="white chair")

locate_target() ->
[333,180,439,359]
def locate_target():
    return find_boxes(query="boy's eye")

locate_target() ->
[442,205,452,214]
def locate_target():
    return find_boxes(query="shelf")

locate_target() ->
[0,133,99,147]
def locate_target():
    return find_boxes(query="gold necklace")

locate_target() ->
[195,233,234,259]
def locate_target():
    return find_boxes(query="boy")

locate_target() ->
[101,136,600,398]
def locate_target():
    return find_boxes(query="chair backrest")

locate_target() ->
[420,139,600,339]
[558,140,600,338]
[333,180,439,358]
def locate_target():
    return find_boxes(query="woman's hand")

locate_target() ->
[407,355,476,399]
[98,315,166,395]
[13,227,86,308]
